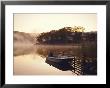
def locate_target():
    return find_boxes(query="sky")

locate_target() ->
[14,13,97,33]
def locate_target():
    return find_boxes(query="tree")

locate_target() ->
[36,26,85,44]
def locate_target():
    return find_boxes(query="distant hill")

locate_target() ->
[14,31,37,44]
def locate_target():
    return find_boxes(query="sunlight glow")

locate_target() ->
[14,13,97,33]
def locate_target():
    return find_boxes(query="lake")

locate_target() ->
[14,44,97,75]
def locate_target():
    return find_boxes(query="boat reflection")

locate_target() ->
[45,59,74,71]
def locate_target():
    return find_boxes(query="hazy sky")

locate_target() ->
[14,13,97,33]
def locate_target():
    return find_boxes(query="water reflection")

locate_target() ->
[35,45,82,58]
[45,59,74,71]
[14,54,74,75]
[14,45,97,75]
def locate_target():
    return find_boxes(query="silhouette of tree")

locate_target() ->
[36,26,96,44]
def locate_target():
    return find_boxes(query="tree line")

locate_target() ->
[36,26,97,44]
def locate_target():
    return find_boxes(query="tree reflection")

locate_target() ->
[35,45,82,58]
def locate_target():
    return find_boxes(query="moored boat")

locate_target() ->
[46,56,75,63]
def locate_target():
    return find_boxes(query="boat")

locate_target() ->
[46,56,75,63]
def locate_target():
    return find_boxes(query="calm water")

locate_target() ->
[14,54,78,75]
[14,44,97,75]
